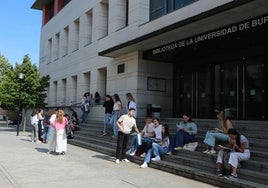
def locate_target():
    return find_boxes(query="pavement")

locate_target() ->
[0,123,217,188]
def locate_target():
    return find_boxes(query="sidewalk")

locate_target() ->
[0,124,217,188]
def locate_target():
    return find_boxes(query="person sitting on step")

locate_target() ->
[167,113,197,154]
[128,116,155,156]
[139,117,163,158]
[140,124,170,168]
[203,110,233,155]
[216,128,250,179]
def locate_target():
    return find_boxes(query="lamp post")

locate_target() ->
[16,73,24,136]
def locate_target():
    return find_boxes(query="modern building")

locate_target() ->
[32,0,268,120]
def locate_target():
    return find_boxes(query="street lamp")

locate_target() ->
[16,73,24,136]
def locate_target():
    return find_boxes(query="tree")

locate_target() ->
[0,54,12,84]
[0,54,50,111]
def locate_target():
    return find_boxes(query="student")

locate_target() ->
[102,95,114,136]
[128,116,154,156]
[30,110,40,143]
[140,124,170,168]
[115,108,139,164]
[168,113,197,154]
[125,93,137,118]
[52,109,68,155]
[216,128,250,179]
[139,117,162,157]
[109,93,122,138]
[203,110,233,154]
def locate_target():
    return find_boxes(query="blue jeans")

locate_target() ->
[169,130,196,152]
[204,131,229,147]
[103,113,112,133]
[80,109,89,123]
[109,110,119,136]
[130,136,151,152]
[44,125,52,142]
[145,143,168,163]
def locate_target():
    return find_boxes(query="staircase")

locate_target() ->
[68,118,268,188]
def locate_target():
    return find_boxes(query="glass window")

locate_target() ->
[150,0,198,20]
[174,0,196,9]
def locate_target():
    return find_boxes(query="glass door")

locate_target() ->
[176,66,210,118]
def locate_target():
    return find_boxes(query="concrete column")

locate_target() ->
[108,0,127,34]
[92,2,108,40]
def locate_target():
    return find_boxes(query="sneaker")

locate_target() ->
[101,132,107,136]
[151,156,161,161]
[203,149,210,154]
[122,158,130,163]
[112,135,117,139]
[35,140,42,144]
[140,162,148,168]
[174,146,183,150]
[129,150,136,156]
[115,159,120,164]
[47,151,53,154]
[216,169,223,177]
[61,151,65,155]
[208,150,216,155]
[227,173,238,180]
[166,152,172,155]
[140,153,146,157]
[126,149,131,155]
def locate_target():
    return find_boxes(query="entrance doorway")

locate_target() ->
[175,56,267,120]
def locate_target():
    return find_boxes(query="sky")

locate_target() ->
[0,1,42,67]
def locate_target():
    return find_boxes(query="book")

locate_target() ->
[176,124,184,130]
[218,144,233,151]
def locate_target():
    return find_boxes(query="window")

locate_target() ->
[117,64,125,74]
[150,0,198,20]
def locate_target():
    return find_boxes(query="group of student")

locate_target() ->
[31,108,79,155]
[115,108,250,180]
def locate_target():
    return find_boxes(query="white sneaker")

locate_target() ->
[151,156,161,161]
[140,162,148,168]
[208,150,216,154]
[35,140,42,143]
[122,158,130,163]
[126,149,131,155]
[115,159,120,164]
[203,149,210,153]
[140,153,146,157]
[129,150,136,156]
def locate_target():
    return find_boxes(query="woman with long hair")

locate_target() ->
[52,109,68,155]
[203,110,233,154]
[109,93,122,138]
[140,124,170,168]
[126,93,137,118]
[216,128,250,179]
[167,113,198,154]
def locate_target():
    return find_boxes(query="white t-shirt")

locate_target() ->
[117,114,137,134]
[142,123,154,138]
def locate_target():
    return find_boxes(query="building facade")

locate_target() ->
[32,0,268,120]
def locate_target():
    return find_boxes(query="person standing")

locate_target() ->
[30,110,40,143]
[101,95,114,136]
[115,108,139,164]
[52,109,68,155]
[80,92,91,123]
[43,109,55,143]
[126,93,137,118]
[47,108,57,154]
[37,109,44,142]
[109,93,122,138]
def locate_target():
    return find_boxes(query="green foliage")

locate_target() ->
[0,54,50,111]
[0,54,12,83]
